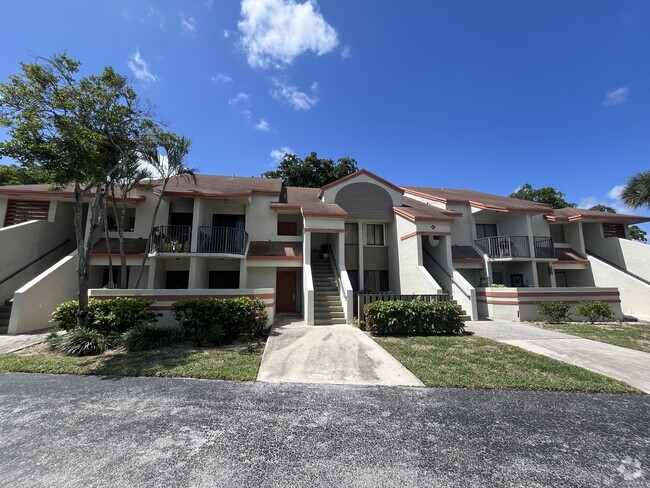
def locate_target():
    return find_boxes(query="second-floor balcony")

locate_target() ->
[474,235,555,259]
[151,225,248,255]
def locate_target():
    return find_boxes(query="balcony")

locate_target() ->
[151,225,191,253]
[474,235,555,259]
[198,226,248,255]
[150,225,249,255]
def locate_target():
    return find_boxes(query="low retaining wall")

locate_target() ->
[476,287,623,321]
[87,288,276,326]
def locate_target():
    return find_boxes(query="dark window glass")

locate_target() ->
[345,223,359,244]
[476,224,498,239]
[364,270,389,292]
[165,271,189,289]
[208,271,240,289]
[367,224,384,245]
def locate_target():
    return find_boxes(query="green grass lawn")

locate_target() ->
[375,335,641,393]
[530,322,650,353]
[0,342,264,381]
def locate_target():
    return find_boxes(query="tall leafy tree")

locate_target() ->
[262,151,358,188]
[589,205,647,243]
[0,54,155,326]
[0,164,51,185]
[621,169,650,209]
[133,131,195,288]
[509,183,576,209]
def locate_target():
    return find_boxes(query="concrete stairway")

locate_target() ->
[311,258,346,325]
[0,300,12,334]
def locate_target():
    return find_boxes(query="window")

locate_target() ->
[347,270,359,291]
[364,271,389,292]
[476,223,498,239]
[165,271,189,290]
[492,271,504,285]
[209,271,240,289]
[345,223,358,245]
[107,208,137,232]
[603,223,625,238]
[366,224,384,245]
[102,267,129,288]
[277,221,298,236]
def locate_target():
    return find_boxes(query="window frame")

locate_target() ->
[366,223,385,246]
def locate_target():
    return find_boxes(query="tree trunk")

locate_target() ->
[74,183,89,329]
[103,199,114,289]
[133,178,169,288]
[110,183,128,289]
[78,183,107,328]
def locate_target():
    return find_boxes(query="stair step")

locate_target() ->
[314,318,347,325]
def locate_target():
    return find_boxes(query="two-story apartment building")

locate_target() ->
[1,169,649,334]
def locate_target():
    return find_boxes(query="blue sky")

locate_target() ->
[1,0,649,220]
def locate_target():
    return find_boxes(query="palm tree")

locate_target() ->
[622,169,650,208]
[133,131,196,288]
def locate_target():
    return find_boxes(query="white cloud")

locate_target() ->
[341,44,352,59]
[205,0,214,9]
[270,78,318,110]
[602,86,629,106]
[211,73,233,83]
[229,92,252,118]
[578,185,637,215]
[310,81,319,92]
[128,49,158,83]
[223,29,231,38]
[181,15,197,34]
[238,0,339,68]
[607,184,625,201]
[146,5,166,31]
[270,146,293,164]
[255,118,270,131]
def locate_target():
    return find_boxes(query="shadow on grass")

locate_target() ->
[88,348,196,379]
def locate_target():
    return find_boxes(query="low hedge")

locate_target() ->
[363,300,464,335]
[172,297,268,346]
[537,301,571,324]
[50,298,157,333]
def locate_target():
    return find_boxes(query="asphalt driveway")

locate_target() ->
[258,323,423,386]
[466,320,650,393]
[1,373,648,487]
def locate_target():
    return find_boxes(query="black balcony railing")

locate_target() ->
[474,235,530,258]
[474,235,556,259]
[534,236,556,258]
[151,225,191,253]
[198,226,248,254]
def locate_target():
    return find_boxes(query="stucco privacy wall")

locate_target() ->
[475,286,624,321]
[0,203,76,303]
[582,223,628,265]
[616,238,650,282]
[8,251,78,334]
[88,288,276,326]
[589,255,650,319]
[395,215,442,294]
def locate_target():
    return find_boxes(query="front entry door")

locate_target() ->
[277,271,297,312]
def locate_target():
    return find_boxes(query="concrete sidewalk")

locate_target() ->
[258,323,424,387]
[0,330,51,355]
[466,320,650,393]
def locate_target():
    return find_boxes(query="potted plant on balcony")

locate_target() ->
[163,237,174,252]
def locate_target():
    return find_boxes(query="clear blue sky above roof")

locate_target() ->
[0,1,648,232]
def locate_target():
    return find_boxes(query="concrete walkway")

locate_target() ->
[258,322,424,387]
[0,330,51,355]
[466,320,650,393]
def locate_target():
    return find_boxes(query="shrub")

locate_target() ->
[51,298,157,335]
[57,328,109,356]
[89,298,157,334]
[44,330,62,349]
[363,300,464,335]
[172,297,268,345]
[122,324,183,352]
[575,301,614,323]
[50,301,79,331]
[537,302,571,323]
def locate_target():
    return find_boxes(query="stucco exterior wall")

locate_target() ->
[589,255,650,319]
[395,215,441,294]
[0,202,76,303]
[617,238,650,282]
[8,252,78,334]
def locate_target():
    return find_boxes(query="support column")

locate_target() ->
[358,222,364,290]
